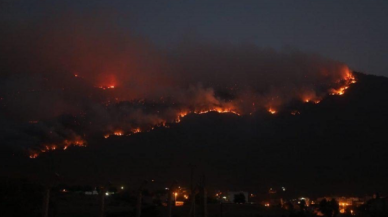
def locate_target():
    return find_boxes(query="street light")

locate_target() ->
[174,192,178,206]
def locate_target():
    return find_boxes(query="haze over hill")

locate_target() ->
[1,72,388,196]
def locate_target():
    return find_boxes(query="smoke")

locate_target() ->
[0,10,353,156]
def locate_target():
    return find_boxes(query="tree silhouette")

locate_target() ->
[299,199,307,211]
[319,198,339,217]
[366,194,388,217]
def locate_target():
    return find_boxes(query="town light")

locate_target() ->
[174,192,178,206]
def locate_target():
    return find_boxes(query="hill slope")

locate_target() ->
[2,72,388,196]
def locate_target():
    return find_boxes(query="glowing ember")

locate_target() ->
[97,85,116,90]
[64,139,86,147]
[268,108,276,114]
[28,138,86,159]
[291,110,300,115]
[74,140,85,146]
[114,131,124,136]
[29,153,38,159]
[195,108,240,116]
[301,94,321,104]
[179,111,189,117]
[131,128,141,134]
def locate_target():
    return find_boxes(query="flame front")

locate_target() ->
[329,68,356,96]
[28,68,356,159]
[268,108,277,114]
[29,138,86,159]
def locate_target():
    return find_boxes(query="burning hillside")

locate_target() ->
[0,14,357,158]
[20,66,356,159]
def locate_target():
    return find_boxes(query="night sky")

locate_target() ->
[2,1,388,76]
[1,1,388,196]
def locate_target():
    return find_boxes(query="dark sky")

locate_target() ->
[1,0,388,76]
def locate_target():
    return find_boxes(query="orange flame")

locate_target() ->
[97,85,116,90]
[131,128,141,134]
[176,111,189,123]
[29,153,38,159]
[194,108,240,116]
[29,138,86,159]
[114,131,123,136]
[329,68,356,96]
[268,108,276,114]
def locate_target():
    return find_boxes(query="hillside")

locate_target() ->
[2,72,388,196]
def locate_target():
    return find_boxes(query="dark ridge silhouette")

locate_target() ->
[1,72,388,196]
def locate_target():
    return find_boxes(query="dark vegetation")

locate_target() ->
[1,73,388,216]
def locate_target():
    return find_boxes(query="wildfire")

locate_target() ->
[103,131,124,139]
[174,108,241,123]
[97,85,115,90]
[29,153,38,159]
[330,85,349,96]
[103,128,142,139]
[131,128,141,134]
[28,69,358,159]
[179,111,189,117]
[195,108,240,116]
[268,108,276,114]
[291,110,300,115]
[176,111,190,123]
[29,138,86,159]
[302,97,321,104]
[114,131,124,136]
[64,139,86,147]
[329,69,356,96]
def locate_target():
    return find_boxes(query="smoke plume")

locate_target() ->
[0,11,355,157]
